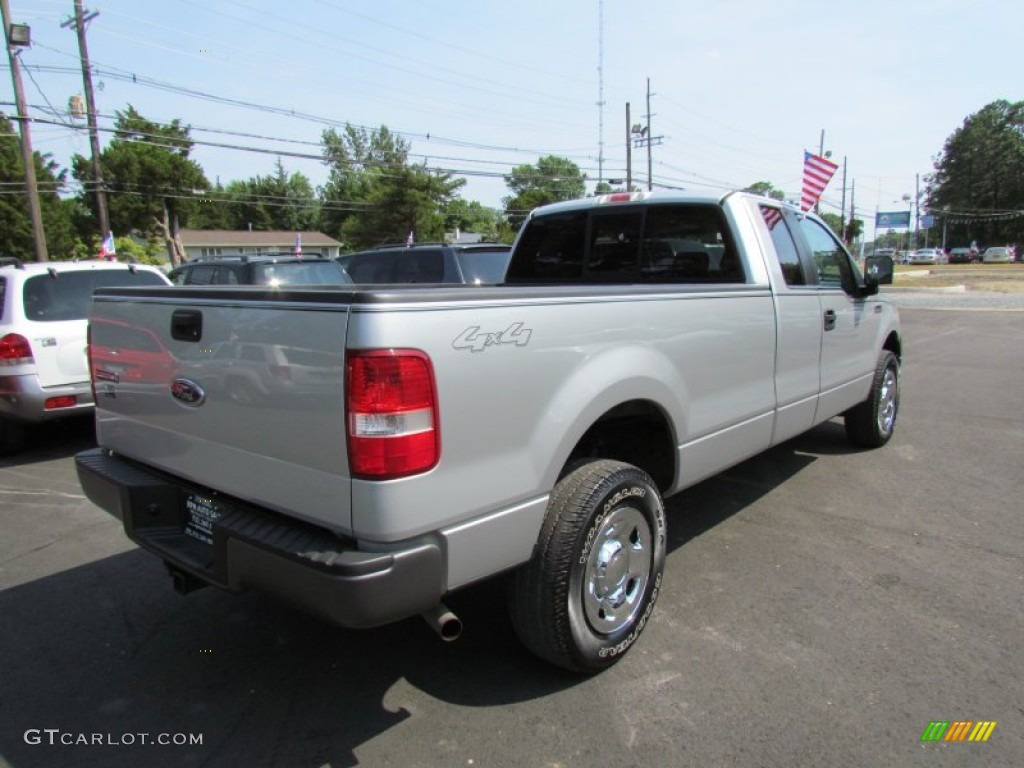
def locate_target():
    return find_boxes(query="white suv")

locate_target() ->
[0,259,170,454]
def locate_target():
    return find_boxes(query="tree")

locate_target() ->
[199,158,319,232]
[503,156,586,229]
[445,198,515,243]
[843,217,864,245]
[320,124,463,249]
[0,117,75,260]
[72,105,209,266]
[744,181,785,201]
[930,100,1024,246]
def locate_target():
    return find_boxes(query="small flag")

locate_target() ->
[294,232,302,256]
[406,230,414,246]
[99,231,116,260]
[801,151,839,212]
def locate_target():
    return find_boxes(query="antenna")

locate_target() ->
[596,0,605,190]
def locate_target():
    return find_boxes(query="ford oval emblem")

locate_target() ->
[170,378,206,407]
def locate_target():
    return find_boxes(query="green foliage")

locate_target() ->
[72,105,208,259]
[0,117,76,260]
[744,181,786,200]
[844,217,864,244]
[821,213,844,238]
[930,100,1024,245]
[503,156,587,229]
[193,158,319,232]
[445,198,515,243]
[320,125,464,249]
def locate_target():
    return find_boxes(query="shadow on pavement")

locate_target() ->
[0,421,854,768]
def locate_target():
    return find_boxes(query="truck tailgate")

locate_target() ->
[89,288,353,533]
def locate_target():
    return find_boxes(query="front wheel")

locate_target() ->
[509,460,667,673]
[845,350,900,448]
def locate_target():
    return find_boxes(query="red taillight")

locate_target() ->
[0,333,33,365]
[45,395,77,410]
[346,349,439,479]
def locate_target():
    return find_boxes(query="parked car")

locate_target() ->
[342,243,513,285]
[909,248,942,265]
[168,254,352,286]
[0,259,171,454]
[981,246,1013,264]
[947,247,976,264]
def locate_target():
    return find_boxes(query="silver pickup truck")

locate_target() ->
[76,190,901,673]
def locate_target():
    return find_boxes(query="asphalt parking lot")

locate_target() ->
[1,308,1021,768]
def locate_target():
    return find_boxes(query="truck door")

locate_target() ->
[754,203,823,444]
[794,216,882,422]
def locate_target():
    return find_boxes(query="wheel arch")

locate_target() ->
[562,399,678,494]
[883,330,902,360]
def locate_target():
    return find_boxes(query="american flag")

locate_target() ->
[800,151,839,212]
[99,231,116,260]
[760,205,784,232]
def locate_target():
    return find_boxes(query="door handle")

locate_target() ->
[824,309,837,331]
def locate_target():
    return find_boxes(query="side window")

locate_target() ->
[798,218,853,290]
[214,267,240,285]
[759,205,805,286]
[186,265,217,286]
[392,250,444,283]
[643,204,745,283]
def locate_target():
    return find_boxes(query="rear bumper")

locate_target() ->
[75,447,445,629]
[0,374,94,424]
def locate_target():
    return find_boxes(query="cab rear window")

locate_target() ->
[22,269,167,322]
[506,203,745,284]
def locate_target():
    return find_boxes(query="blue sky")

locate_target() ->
[7,0,1021,223]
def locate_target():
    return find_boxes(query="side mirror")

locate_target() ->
[864,255,894,285]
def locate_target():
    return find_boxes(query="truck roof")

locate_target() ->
[526,189,797,219]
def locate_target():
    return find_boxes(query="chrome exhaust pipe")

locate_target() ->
[421,603,462,642]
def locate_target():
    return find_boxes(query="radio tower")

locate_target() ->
[596,0,605,190]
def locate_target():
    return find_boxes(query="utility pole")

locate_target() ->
[913,173,920,251]
[1,0,48,261]
[815,129,826,215]
[625,102,631,191]
[62,0,109,239]
[629,79,663,192]
[839,156,847,231]
[848,178,856,246]
[645,78,653,191]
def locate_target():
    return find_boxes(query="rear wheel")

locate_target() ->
[845,350,900,448]
[509,460,666,673]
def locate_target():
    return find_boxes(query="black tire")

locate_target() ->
[845,350,900,448]
[0,419,27,456]
[509,460,667,673]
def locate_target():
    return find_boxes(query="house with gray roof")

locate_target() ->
[178,230,343,261]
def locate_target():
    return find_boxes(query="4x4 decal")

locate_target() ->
[453,322,532,353]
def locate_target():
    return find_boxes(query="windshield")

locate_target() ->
[22,269,167,322]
